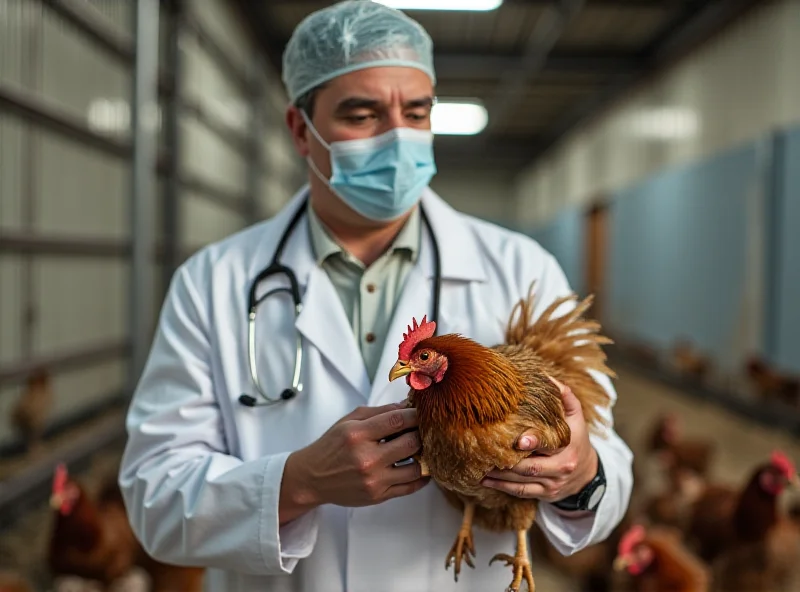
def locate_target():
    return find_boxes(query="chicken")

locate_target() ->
[49,463,205,592]
[529,508,634,592]
[0,570,35,592]
[671,341,712,381]
[745,356,800,407]
[686,451,798,564]
[387,284,615,591]
[647,413,715,480]
[11,367,53,455]
[613,524,709,592]
[704,453,800,592]
[644,467,706,532]
[49,463,141,586]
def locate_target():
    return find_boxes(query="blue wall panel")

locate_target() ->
[605,142,758,370]
[774,128,800,373]
[529,208,586,296]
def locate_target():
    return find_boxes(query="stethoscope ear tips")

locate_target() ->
[238,394,257,407]
[280,389,296,401]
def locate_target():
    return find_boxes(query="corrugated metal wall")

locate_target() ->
[0,0,303,451]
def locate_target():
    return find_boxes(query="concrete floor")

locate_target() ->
[2,366,800,591]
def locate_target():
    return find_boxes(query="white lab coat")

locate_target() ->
[119,186,633,592]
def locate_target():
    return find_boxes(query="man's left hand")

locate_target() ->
[481,377,598,503]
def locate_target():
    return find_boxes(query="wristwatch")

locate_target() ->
[552,455,606,513]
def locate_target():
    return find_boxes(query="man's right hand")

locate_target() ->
[279,402,428,524]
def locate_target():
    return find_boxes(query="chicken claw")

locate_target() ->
[489,530,535,592]
[445,502,476,582]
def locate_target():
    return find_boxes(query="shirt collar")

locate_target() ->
[306,201,421,267]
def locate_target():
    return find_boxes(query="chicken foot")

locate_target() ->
[445,502,476,581]
[489,530,535,592]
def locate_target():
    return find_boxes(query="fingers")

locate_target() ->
[481,477,548,500]
[345,402,406,422]
[546,375,583,417]
[360,407,419,440]
[385,476,430,500]
[486,451,577,482]
[378,430,422,466]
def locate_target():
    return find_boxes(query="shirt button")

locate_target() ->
[366,283,376,293]
[365,332,376,343]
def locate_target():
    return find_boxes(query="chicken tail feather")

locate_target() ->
[505,281,615,434]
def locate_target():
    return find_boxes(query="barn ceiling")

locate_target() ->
[235,0,761,172]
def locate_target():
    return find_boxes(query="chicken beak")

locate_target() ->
[789,473,800,489]
[613,556,631,572]
[389,360,412,382]
[49,493,62,510]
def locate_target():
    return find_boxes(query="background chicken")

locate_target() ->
[613,524,709,592]
[0,570,35,592]
[685,451,797,565]
[388,285,615,592]
[49,464,205,592]
[11,367,53,456]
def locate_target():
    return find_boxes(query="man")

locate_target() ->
[118,2,633,591]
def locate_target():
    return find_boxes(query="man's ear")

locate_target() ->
[286,105,310,157]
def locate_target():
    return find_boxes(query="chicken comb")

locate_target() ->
[618,524,646,556]
[770,450,796,478]
[398,316,436,360]
[52,462,68,495]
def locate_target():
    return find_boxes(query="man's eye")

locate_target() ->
[346,113,374,123]
[420,352,429,361]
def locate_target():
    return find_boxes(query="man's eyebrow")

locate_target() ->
[334,97,380,113]
[333,96,435,113]
[404,97,434,109]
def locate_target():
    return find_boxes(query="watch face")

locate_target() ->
[588,483,606,510]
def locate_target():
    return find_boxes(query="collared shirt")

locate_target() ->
[306,203,420,382]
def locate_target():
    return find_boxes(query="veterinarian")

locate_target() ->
[118,1,634,590]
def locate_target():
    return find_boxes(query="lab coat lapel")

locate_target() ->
[261,188,371,399]
[295,261,372,398]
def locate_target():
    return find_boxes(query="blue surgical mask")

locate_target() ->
[302,111,437,221]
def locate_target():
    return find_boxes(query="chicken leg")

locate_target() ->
[489,529,535,592]
[445,502,476,581]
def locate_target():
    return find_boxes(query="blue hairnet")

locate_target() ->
[282,0,436,104]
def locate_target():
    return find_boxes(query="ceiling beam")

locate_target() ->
[529,0,764,163]
[434,50,645,81]
[483,0,585,133]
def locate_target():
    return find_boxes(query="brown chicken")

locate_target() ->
[701,453,800,592]
[686,451,798,564]
[388,285,614,592]
[0,571,35,592]
[745,356,800,407]
[613,524,709,592]
[49,464,205,592]
[671,341,712,381]
[11,367,53,455]
[647,413,715,480]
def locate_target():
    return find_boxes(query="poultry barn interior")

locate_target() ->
[2,0,800,591]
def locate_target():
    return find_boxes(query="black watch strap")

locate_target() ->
[552,454,606,512]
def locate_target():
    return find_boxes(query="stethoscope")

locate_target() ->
[238,197,442,408]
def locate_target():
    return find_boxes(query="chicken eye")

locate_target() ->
[419,352,429,361]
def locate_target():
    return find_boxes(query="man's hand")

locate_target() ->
[481,377,598,503]
[279,402,429,524]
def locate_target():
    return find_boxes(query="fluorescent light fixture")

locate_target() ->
[629,106,699,140]
[431,100,488,135]
[374,0,503,11]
